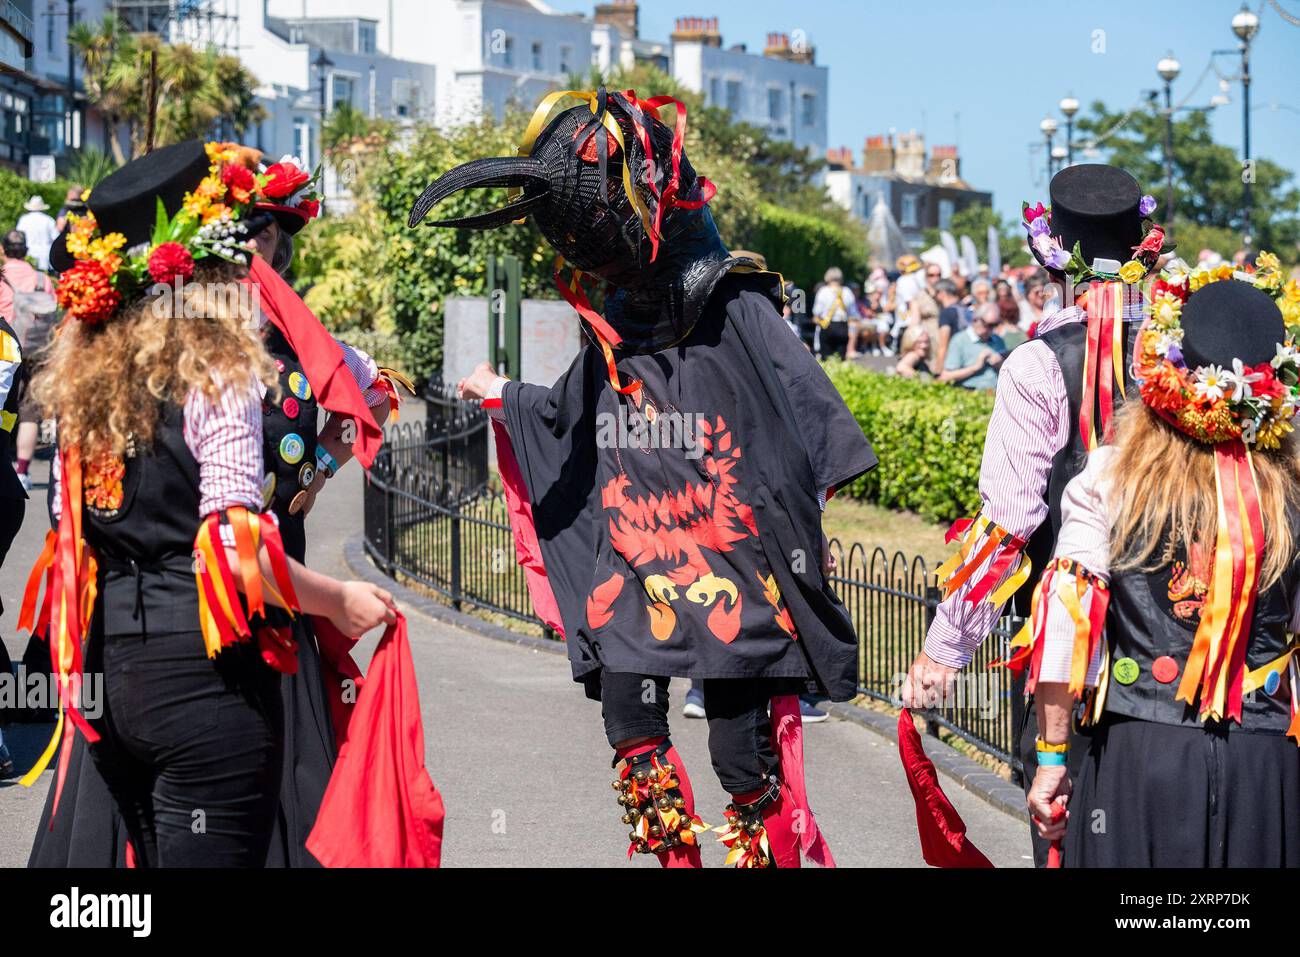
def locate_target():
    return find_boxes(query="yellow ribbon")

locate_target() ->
[987,552,1034,608]
[1241,646,1296,695]
[0,409,15,432]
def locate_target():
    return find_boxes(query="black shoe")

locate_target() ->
[0,743,14,778]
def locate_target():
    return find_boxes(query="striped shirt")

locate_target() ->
[924,287,1146,668]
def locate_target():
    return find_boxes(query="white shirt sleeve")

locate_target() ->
[1037,447,1114,686]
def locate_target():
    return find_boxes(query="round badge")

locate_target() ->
[1151,655,1179,684]
[274,359,285,373]
[298,462,316,488]
[279,433,305,465]
[261,472,276,509]
[1264,669,1282,696]
[1112,657,1141,685]
[288,371,312,401]
[288,490,309,516]
[282,396,300,420]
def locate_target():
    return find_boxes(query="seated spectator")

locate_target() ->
[940,307,1005,390]
[932,278,964,372]
[894,325,933,379]
[988,300,1026,350]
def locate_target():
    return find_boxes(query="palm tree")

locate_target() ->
[69,15,134,164]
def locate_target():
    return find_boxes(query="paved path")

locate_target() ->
[1,454,1031,868]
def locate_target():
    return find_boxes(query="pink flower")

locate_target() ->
[1023,202,1047,224]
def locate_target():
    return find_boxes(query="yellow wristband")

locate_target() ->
[1035,736,1070,754]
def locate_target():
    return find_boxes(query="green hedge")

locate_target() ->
[0,167,76,236]
[824,360,993,523]
[750,202,864,293]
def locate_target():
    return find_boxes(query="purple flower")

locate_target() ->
[1045,246,1072,270]
[1166,343,1184,367]
[1139,195,1157,217]
[1028,216,1051,238]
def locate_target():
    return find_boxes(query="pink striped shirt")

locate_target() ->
[924,287,1146,668]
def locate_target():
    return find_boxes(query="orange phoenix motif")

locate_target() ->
[587,414,782,644]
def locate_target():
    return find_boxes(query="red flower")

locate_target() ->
[297,197,321,220]
[261,161,311,200]
[221,163,256,205]
[1135,224,1166,257]
[56,260,122,325]
[1023,202,1047,224]
[1252,363,1285,400]
[147,242,196,286]
[1151,277,1189,303]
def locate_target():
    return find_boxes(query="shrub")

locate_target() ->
[0,167,77,236]
[824,360,992,523]
[751,202,864,293]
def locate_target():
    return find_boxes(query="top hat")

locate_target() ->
[49,140,270,273]
[1179,278,1284,371]
[1045,164,1144,270]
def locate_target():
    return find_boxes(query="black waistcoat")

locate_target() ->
[1,317,24,501]
[1103,527,1300,732]
[1014,320,1142,616]
[260,324,319,564]
[84,404,203,635]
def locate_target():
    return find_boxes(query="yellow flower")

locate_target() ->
[1119,260,1146,285]
[205,142,237,166]
[1257,251,1281,274]
[201,203,231,225]
[1284,279,1300,304]
[1151,292,1182,328]
[87,232,126,265]
[197,176,225,201]
[1256,417,1293,450]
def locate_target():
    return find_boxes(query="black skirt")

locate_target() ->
[28,616,337,869]
[1064,714,1300,867]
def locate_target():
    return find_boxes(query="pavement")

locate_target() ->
[1,451,1032,868]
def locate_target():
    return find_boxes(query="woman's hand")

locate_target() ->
[328,581,398,636]
[457,361,498,403]
[1027,764,1071,841]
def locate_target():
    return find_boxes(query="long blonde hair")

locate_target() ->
[33,263,278,460]
[1106,402,1300,588]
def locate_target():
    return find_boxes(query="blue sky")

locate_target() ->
[571,0,1300,221]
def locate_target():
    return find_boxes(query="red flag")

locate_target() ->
[306,615,445,867]
[897,710,993,868]
[309,615,364,746]
[245,256,383,469]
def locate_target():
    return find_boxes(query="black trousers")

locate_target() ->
[88,628,284,867]
[599,671,799,795]
[0,493,24,619]
[1015,673,1089,867]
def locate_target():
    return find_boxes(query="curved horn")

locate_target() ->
[408,156,550,229]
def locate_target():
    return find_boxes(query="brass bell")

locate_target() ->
[634,770,648,783]
[621,813,633,824]
[611,779,623,791]
[674,797,685,809]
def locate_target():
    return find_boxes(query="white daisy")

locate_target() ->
[1193,365,1228,402]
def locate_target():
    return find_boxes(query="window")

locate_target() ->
[767,87,782,121]
[724,80,741,113]
[708,76,719,106]
[46,3,54,54]
[801,92,816,126]
[294,120,312,169]
[332,76,354,110]
[392,78,411,117]
[900,193,918,228]
[939,198,955,231]
[559,45,572,74]
[502,36,514,68]
[358,22,376,54]
[531,41,543,72]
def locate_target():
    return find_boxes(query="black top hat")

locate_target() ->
[1046,164,1144,270]
[49,140,270,273]
[1179,279,1284,371]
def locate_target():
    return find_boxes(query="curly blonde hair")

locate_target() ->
[33,263,278,460]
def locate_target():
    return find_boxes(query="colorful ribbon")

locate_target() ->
[373,367,416,422]
[934,513,1031,606]
[553,257,643,401]
[1078,282,1126,451]
[1177,441,1263,723]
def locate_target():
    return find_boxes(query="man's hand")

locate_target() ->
[900,649,958,709]
[1027,764,1071,841]
[457,361,498,402]
[821,533,836,576]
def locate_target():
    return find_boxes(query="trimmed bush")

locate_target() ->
[0,167,77,236]
[751,202,864,293]
[824,359,993,523]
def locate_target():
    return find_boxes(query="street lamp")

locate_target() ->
[1157,52,1180,222]
[1059,95,1079,165]
[313,49,334,213]
[1040,115,1058,179]
[1232,3,1260,247]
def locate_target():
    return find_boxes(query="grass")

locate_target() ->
[821,495,951,566]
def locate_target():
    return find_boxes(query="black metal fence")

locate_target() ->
[363,384,1023,774]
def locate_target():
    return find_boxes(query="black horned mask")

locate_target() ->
[408,88,723,292]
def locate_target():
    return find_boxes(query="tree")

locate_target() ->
[1074,100,1299,256]
[922,203,1030,269]
[70,15,266,161]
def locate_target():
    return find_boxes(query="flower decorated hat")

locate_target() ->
[48,139,275,325]
[1023,164,1172,285]
[254,154,323,236]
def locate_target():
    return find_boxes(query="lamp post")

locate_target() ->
[1059,95,1079,166]
[313,49,334,213]
[1040,115,1058,180]
[1232,3,1260,248]
[1157,52,1181,222]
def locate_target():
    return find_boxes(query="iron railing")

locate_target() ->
[363,384,1024,774]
